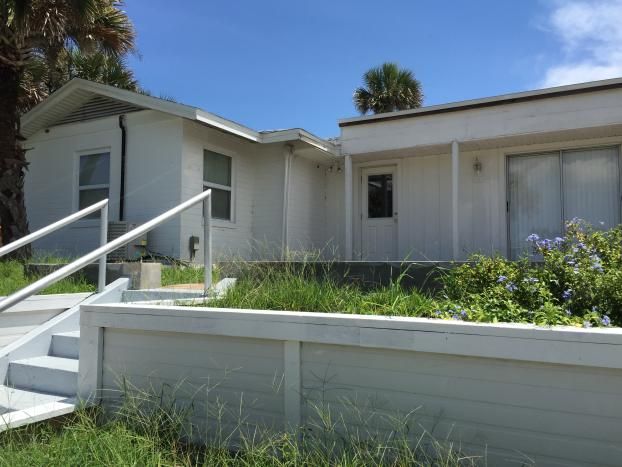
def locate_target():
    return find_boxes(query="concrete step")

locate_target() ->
[50,331,80,359]
[8,356,78,397]
[0,385,69,415]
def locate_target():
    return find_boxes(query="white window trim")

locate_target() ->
[203,148,236,226]
[73,148,111,226]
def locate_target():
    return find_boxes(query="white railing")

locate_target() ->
[0,199,109,293]
[0,190,212,313]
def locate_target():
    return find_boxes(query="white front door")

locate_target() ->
[361,166,397,260]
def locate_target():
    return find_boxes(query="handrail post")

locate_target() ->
[204,191,212,292]
[98,203,108,293]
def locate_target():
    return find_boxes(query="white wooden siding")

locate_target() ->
[81,303,622,467]
[340,89,622,155]
[286,157,327,253]
[25,110,184,257]
[101,328,285,435]
[249,147,285,258]
[179,121,256,261]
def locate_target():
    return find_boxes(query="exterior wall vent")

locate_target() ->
[55,96,143,126]
[107,221,148,262]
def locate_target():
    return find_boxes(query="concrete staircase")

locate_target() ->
[0,331,79,429]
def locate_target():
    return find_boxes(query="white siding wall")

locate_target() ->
[123,112,183,258]
[25,116,122,256]
[325,168,344,258]
[180,121,256,261]
[81,303,622,467]
[346,135,622,260]
[24,110,183,257]
[340,89,622,154]
[286,157,326,254]
[249,147,285,259]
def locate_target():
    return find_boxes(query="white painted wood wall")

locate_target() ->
[80,303,622,467]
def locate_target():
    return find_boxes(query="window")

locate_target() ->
[367,174,393,218]
[508,146,620,258]
[203,150,232,220]
[78,152,110,218]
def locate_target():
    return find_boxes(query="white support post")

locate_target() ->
[451,140,460,260]
[204,191,212,291]
[284,340,301,430]
[78,324,103,403]
[281,145,293,259]
[344,154,353,260]
[98,203,108,293]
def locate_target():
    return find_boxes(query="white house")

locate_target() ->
[21,77,622,262]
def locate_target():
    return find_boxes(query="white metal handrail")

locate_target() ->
[0,190,212,313]
[0,199,109,292]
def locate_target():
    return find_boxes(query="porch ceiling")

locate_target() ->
[348,123,622,161]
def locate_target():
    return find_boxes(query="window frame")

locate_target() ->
[202,148,235,224]
[74,149,111,223]
[505,144,622,258]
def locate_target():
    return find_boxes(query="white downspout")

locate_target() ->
[451,140,460,260]
[344,154,353,260]
[281,144,294,259]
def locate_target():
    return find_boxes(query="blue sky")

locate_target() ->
[124,1,622,138]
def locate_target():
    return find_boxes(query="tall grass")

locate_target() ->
[161,265,220,287]
[0,261,94,296]
[207,261,435,317]
[0,385,481,466]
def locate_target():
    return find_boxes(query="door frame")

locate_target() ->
[358,163,399,260]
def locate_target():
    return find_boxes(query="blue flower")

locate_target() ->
[433,310,442,316]
[526,233,540,243]
[553,236,565,246]
[505,282,518,293]
[601,315,611,327]
[590,255,604,273]
[497,275,508,283]
[562,289,572,301]
[451,314,462,321]
[460,309,468,318]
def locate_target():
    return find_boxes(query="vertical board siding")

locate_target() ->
[286,157,327,253]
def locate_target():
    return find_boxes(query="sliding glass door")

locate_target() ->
[508,146,620,259]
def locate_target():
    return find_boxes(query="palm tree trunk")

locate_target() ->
[0,26,31,260]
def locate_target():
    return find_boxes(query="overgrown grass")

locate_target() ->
[0,261,94,296]
[162,265,219,287]
[0,385,480,466]
[208,262,434,316]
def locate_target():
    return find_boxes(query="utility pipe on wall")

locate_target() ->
[281,145,294,259]
[118,115,127,221]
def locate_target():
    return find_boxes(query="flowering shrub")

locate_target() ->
[437,219,621,327]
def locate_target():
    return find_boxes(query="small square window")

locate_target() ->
[203,150,232,221]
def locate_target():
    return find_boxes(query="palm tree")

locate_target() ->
[0,0,135,259]
[353,62,423,115]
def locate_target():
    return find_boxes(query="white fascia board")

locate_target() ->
[195,110,261,142]
[260,129,339,155]
[338,77,622,126]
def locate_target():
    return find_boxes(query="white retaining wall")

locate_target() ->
[79,304,622,467]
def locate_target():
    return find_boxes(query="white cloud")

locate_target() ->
[540,0,622,87]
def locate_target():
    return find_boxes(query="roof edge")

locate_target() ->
[339,77,622,128]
